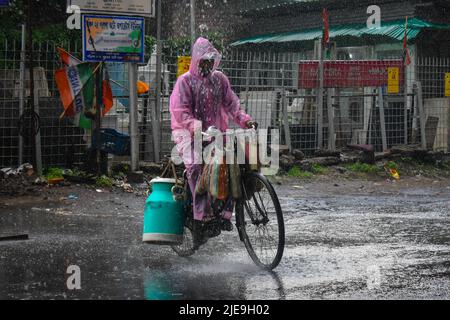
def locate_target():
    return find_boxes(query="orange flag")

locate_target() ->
[102,68,114,116]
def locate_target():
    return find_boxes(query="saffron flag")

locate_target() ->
[322,8,329,45]
[403,17,412,66]
[102,67,114,117]
[55,63,95,129]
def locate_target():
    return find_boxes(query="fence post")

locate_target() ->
[244,60,250,108]
[128,63,139,172]
[327,88,335,151]
[416,81,427,150]
[18,25,26,165]
[33,82,42,175]
[404,64,408,145]
[378,87,388,152]
[26,2,37,171]
[317,42,324,150]
[412,84,418,144]
[281,69,292,152]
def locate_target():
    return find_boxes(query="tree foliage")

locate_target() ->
[0,0,80,44]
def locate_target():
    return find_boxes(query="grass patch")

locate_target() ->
[345,162,379,174]
[439,161,450,171]
[43,167,64,180]
[288,166,314,179]
[311,164,329,175]
[400,156,416,163]
[95,175,114,188]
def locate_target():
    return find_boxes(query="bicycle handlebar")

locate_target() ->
[201,127,257,138]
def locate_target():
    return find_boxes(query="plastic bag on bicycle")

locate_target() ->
[247,141,265,197]
[209,155,229,200]
[228,153,241,200]
[237,140,261,172]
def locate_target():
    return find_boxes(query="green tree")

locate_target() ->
[0,0,80,44]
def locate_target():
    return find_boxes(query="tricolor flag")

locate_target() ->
[57,47,82,67]
[55,63,95,129]
[322,8,329,45]
[403,17,412,66]
[57,48,114,119]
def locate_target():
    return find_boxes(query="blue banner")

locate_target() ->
[0,0,10,7]
[82,15,145,64]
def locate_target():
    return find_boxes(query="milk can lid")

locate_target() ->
[150,178,177,185]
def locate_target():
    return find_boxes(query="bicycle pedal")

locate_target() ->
[220,219,233,232]
[205,227,221,238]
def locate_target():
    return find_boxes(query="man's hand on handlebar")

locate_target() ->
[246,121,259,130]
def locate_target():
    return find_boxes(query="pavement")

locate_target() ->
[0,176,449,300]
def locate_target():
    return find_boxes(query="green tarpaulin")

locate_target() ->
[231,18,450,46]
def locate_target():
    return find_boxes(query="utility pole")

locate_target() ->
[190,0,196,49]
[152,0,162,163]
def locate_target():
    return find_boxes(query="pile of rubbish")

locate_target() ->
[0,163,39,196]
[0,161,155,197]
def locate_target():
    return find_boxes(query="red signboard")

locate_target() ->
[298,60,404,89]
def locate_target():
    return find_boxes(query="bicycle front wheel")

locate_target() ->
[236,171,285,270]
[171,225,195,257]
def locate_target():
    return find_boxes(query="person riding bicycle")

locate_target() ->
[170,37,257,248]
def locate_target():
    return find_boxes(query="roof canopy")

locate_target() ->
[231,18,450,46]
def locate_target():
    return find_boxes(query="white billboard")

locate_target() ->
[68,0,155,17]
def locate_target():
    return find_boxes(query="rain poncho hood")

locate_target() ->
[170,37,251,138]
[189,37,222,77]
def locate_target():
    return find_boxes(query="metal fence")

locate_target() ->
[156,51,450,158]
[1,39,450,170]
[0,40,87,169]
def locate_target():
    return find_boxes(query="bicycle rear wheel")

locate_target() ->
[236,171,285,270]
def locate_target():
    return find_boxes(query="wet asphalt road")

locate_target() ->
[0,178,449,300]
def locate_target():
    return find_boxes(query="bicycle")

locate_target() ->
[170,128,285,270]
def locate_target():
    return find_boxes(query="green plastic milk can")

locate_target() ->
[143,178,185,245]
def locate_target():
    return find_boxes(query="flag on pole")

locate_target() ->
[55,63,95,129]
[403,16,412,66]
[102,67,114,116]
[57,48,114,118]
[57,48,82,67]
[322,8,329,45]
